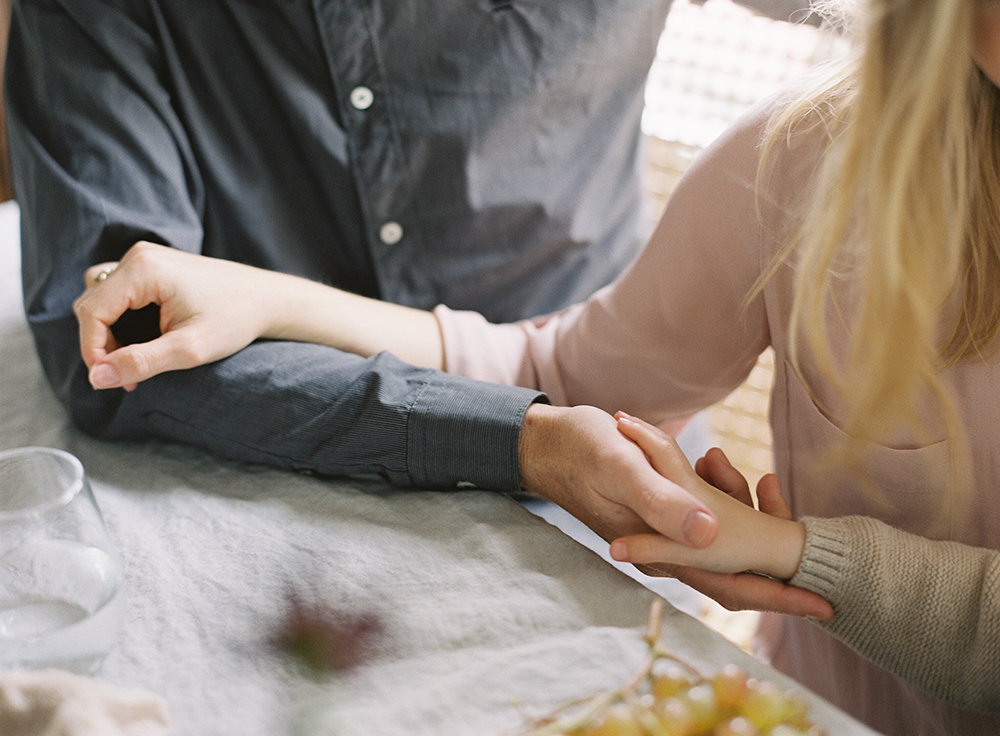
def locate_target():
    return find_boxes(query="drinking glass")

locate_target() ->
[0,447,125,674]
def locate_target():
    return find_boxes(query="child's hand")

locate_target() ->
[611,413,833,620]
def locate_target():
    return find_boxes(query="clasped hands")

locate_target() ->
[518,403,831,620]
[74,243,832,621]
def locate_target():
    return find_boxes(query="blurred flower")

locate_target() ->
[274,594,385,677]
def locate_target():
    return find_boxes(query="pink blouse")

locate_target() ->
[434,97,1000,735]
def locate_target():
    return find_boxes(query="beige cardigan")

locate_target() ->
[434,95,1000,734]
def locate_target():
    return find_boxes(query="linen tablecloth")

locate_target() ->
[0,201,877,736]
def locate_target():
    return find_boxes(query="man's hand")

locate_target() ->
[517,403,719,553]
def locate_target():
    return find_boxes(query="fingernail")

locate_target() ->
[609,540,628,561]
[90,363,121,389]
[616,411,635,424]
[683,510,715,547]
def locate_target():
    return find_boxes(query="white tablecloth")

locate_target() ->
[0,201,878,736]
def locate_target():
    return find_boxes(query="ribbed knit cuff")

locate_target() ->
[789,516,855,601]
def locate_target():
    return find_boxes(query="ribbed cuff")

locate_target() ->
[789,516,854,601]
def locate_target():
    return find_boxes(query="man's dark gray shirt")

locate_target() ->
[8,0,672,490]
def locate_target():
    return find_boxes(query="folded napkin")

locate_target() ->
[0,669,172,736]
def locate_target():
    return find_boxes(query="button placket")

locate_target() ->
[312,1,408,284]
[346,84,405,249]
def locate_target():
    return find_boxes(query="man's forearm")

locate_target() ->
[64,334,539,491]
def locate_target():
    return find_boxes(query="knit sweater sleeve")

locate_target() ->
[790,516,1000,713]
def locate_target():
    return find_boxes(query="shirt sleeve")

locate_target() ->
[8,0,540,492]
[435,100,777,427]
[792,516,1000,713]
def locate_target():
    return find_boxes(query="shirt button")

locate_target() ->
[379,221,404,245]
[350,86,374,110]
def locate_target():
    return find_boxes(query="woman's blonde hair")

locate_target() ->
[763,0,1000,458]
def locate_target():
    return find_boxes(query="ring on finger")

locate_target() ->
[94,267,116,284]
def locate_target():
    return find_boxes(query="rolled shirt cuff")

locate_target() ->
[406,371,545,492]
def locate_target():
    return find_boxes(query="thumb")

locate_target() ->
[88,329,204,390]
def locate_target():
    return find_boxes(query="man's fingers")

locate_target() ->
[699,447,753,507]
[674,567,834,621]
[629,478,717,549]
[755,473,793,519]
[611,535,835,620]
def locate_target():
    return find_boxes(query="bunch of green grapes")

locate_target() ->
[574,661,825,736]
[522,602,826,736]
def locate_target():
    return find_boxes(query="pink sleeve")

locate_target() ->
[434,98,786,429]
[433,304,538,392]
[434,303,586,406]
